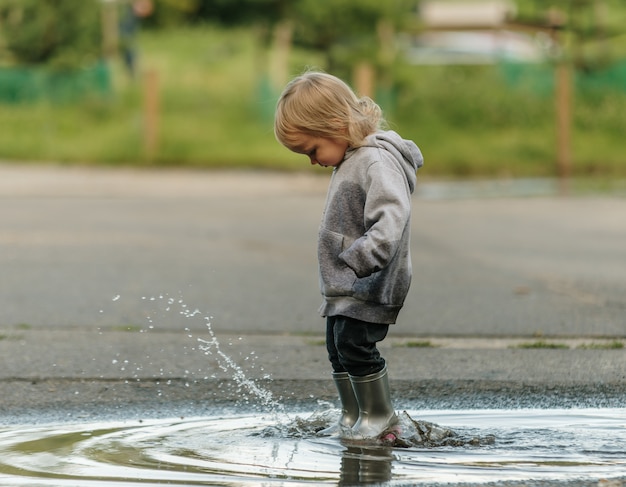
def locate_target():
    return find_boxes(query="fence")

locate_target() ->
[0,62,111,103]
[500,59,626,95]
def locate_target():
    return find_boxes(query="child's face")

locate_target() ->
[289,133,349,168]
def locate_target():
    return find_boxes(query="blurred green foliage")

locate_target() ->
[147,0,285,26]
[0,25,623,179]
[0,0,102,69]
[0,0,624,178]
[142,0,415,78]
[289,0,414,75]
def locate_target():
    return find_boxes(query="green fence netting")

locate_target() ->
[0,61,111,103]
[500,59,626,96]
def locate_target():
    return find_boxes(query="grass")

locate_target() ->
[0,24,625,177]
[513,341,570,349]
[514,339,625,349]
[111,324,143,332]
[394,340,439,348]
[577,341,624,350]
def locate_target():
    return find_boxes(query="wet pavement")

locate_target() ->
[1,163,625,487]
[0,163,625,424]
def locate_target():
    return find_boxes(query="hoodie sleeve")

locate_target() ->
[338,159,412,278]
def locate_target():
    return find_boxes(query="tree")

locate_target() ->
[290,0,415,77]
[0,0,102,69]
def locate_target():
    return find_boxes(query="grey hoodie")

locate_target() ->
[318,130,423,324]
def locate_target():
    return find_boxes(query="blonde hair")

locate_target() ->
[274,71,385,150]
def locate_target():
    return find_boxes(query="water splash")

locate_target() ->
[196,325,286,415]
[105,293,287,417]
[259,410,495,449]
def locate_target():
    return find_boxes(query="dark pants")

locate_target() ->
[326,315,389,377]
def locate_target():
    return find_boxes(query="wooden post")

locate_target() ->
[377,20,395,65]
[144,69,159,161]
[555,62,572,189]
[548,14,572,195]
[269,20,293,91]
[101,0,119,60]
[354,62,375,98]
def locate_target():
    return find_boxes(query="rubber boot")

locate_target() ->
[349,366,399,440]
[318,372,359,436]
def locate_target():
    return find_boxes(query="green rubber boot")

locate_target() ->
[349,366,399,440]
[318,372,359,436]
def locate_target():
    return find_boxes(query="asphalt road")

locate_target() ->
[0,163,625,424]
[1,163,625,336]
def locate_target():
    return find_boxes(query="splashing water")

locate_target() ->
[106,293,287,418]
[196,322,286,416]
[100,293,495,444]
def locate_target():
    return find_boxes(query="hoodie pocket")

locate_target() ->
[318,228,357,297]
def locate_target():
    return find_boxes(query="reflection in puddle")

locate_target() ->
[0,408,624,486]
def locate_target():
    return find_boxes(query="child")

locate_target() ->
[274,71,423,440]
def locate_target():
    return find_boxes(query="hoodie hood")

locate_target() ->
[358,131,423,194]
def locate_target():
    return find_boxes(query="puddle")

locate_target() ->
[0,408,624,486]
